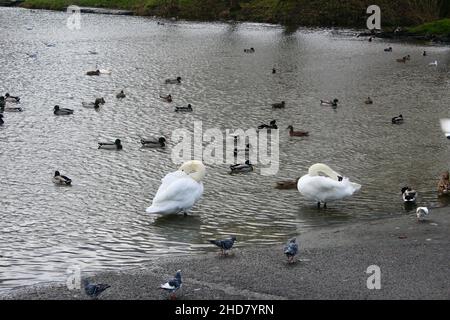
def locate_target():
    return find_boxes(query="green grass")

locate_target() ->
[408,18,450,35]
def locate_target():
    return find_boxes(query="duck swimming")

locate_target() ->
[0,114,3,126]
[297,163,361,209]
[396,57,407,63]
[98,139,122,150]
[365,97,373,104]
[392,114,403,124]
[146,160,205,215]
[160,94,172,102]
[230,160,253,174]
[141,137,166,148]
[384,47,392,52]
[244,48,255,53]
[287,125,309,137]
[82,101,101,109]
[4,93,20,103]
[272,68,276,74]
[116,90,126,99]
[320,99,338,107]
[275,178,300,190]
[165,77,181,84]
[272,101,285,109]
[86,70,100,76]
[401,186,417,203]
[4,106,23,112]
[53,171,72,185]
[53,105,73,115]
[423,51,427,56]
[258,120,277,130]
[175,104,192,112]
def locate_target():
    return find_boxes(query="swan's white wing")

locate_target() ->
[299,176,360,202]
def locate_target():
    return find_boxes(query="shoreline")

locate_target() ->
[2,207,449,300]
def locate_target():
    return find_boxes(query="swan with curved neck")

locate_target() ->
[298,163,361,209]
[146,160,205,215]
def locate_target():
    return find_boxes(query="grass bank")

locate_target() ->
[408,18,450,36]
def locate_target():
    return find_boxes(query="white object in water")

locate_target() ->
[416,207,429,221]
[439,119,450,139]
[429,60,438,66]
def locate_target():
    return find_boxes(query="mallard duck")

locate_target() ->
[98,139,122,150]
[258,120,277,130]
[175,104,192,112]
[160,94,172,102]
[287,125,309,137]
[95,97,105,105]
[230,160,253,174]
[392,114,403,124]
[0,114,4,126]
[165,77,181,84]
[272,101,285,109]
[86,70,100,76]
[53,105,74,115]
[141,137,166,148]
[116,90,126,99]
[275,178,300,190]
[416,207,429,221]
[320,99,338,107]
[365,97,373,104]
[53,171,72,185]
[401,187,417,203]
[4,93,20,103]
[384,47,392,52]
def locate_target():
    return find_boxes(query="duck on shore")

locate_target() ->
[287,125,309,137]
[165,77,181,84]
[53,171,72,185]
[230,160,253,174]
[175,104,192,112]
[392,114,404,124]
[141,137,166,148]
[272,101,285,109]
[98,139,122,150]
[53,105,73,115]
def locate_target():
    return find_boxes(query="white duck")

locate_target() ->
[146,160,205,216]
[297,163,361,208]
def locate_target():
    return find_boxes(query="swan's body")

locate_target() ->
[297,163,361,208]
[146,160,205,215]
[53,106,73,115]
[401,187,417,203]
[416,207,429,221]
[141,137,166,148]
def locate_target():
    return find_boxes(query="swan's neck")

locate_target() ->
[189,170,205,182]
[309,164,341,181]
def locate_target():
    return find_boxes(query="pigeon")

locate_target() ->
[439,119,450,139]
[416,207,429,222]
[209,236,237,255]
[284,238,298,264]
[83,279,110,299]
[160,270,182,299]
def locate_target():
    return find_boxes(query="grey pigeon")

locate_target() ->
[160,270,182,299]
[209,236,237,255]
[284,238,298,264]
[83,279,110,299]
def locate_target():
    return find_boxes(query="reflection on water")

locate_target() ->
[0,7,450,291]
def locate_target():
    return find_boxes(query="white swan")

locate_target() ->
[297,163,361,208]
[439,119,450,139]
[146,160,205,215]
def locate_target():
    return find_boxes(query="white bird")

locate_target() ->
[429,60,438,66]
[439,119,450,139]
[416,207,429,221]
[297,163,361,208]
[146,160,205,215]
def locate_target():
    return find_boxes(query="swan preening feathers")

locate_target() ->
[297,163,361,208]
[146,160,205,215]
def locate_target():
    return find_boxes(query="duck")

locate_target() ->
[391,114,403,124]
[244,48,255,53]
[423,51,427,56]
[401,186,417,203]
[396,57,407,63]
[0,114,4,126]
[86,70,100,76]
[405,55,411,61]
[320,98,338,107]
[95,97,105,105]
[365,97,373,104]
[272,68,276,74]
[258,120,277,130]
[284,238,298,264]
[165,77,181,84]
[53,105,73,115]
[297,163,361,209]
[429,60,438,66]
[233,143,250,157]
[146,160,205,215]
[4,93,20,103]
[98,139,122,150]
[160,94,172,102]
[88,50,98,55]
[53,171,72,185]
[230,160,253,174]
[272,101,285,109]
[160,270,182,300]
[275,178,300,190]
[175,104,192,112]
[82,101,101,109]
[116,90,126,99]
[4,106,23,112]
[416,207,429,222]
[384,47,392,52]
[287,125,309,137]
[141,137,166,148]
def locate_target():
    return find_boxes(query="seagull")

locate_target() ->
[429,60,438,66]
[160,270,182,300]
[284,238,298,264]
[416,207,429,222]
[83,279,110,299]
[209,236,237,256]
[439,119,450,139]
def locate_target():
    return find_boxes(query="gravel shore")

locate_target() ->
[2,208,449,300]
